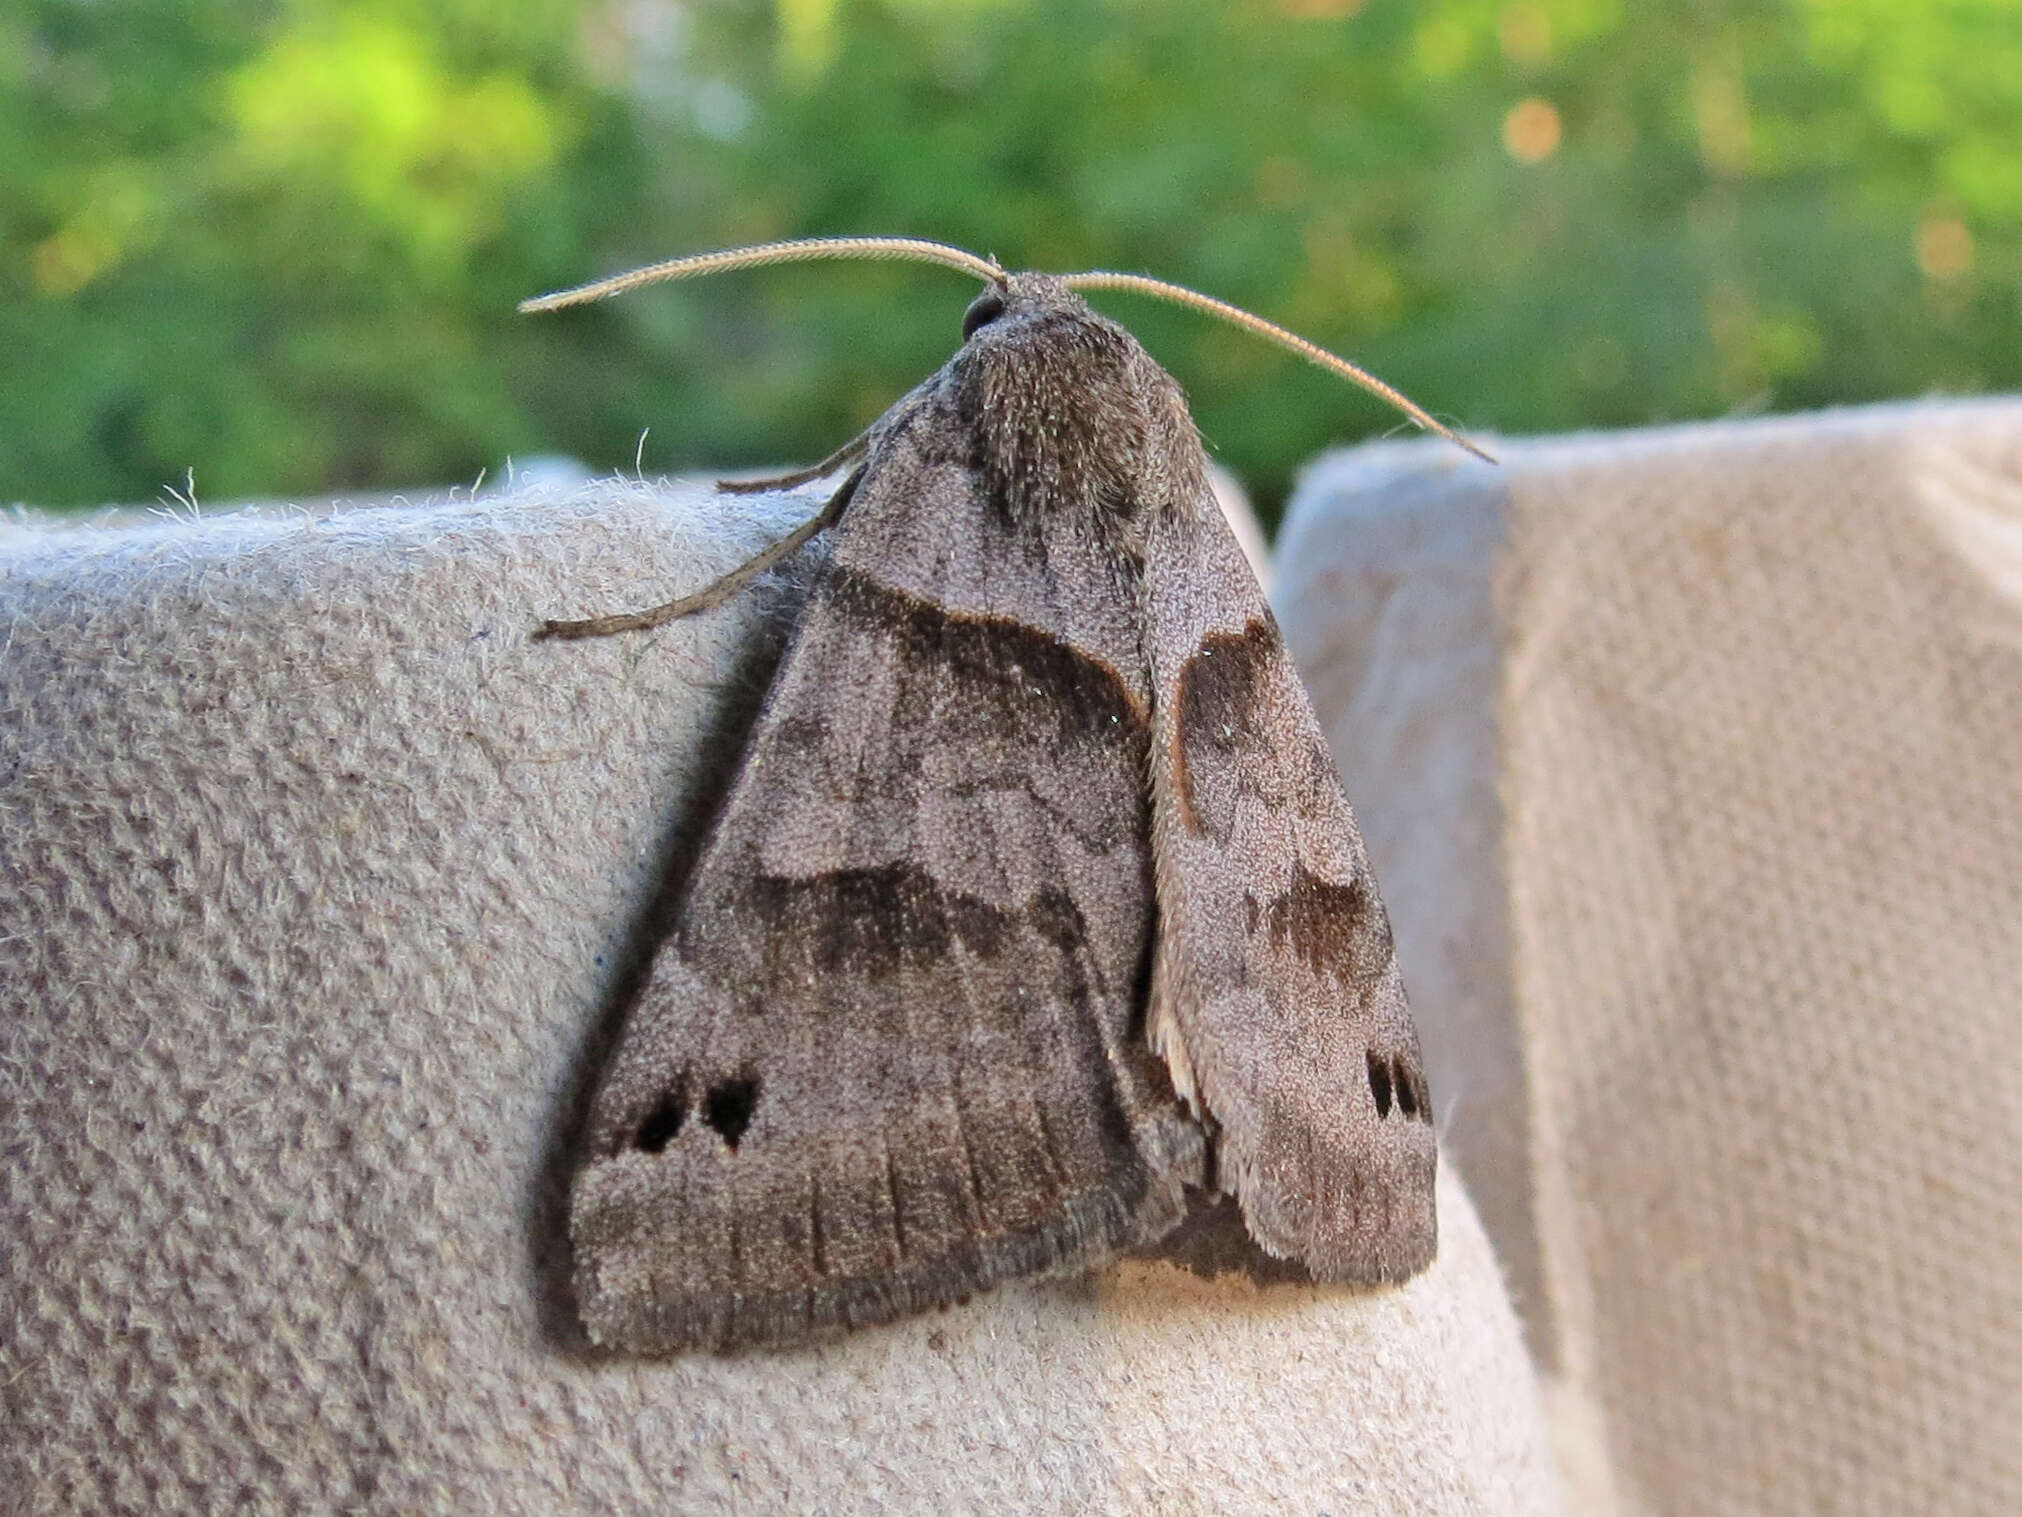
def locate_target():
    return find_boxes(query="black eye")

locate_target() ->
[962,290,1007,340]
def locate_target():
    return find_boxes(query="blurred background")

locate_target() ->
[4,0,2019,521]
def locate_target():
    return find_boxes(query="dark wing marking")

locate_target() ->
[571,381,1202,1353]
[1141,476,1436,1284]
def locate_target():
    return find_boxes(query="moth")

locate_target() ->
[523,238,1485,1353]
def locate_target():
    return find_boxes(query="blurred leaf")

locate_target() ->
[5,0,2021,518]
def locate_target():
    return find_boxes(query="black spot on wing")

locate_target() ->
[1392,1061,1419,1120]
[1401,1058,1433,1123]
[633,1086,687,1154]
[703,1075,760,1148]
[1367,1049,1433,1124]
[1366,1052,1393,1119]
[625,1070,772,1154]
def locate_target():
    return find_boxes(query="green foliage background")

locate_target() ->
[5,0,2020,517]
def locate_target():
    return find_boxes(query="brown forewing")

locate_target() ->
[569,376,1203,1353]
[1141,472,1437,1284]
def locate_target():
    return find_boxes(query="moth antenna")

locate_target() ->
[519,237,1008,313]
[1062,271,1496,464]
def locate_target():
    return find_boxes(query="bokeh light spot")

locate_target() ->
[1503,98,1562,163]
[1916,218,1974,279]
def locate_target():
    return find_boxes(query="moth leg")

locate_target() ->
[534,464,864,641]
[714,425,873,495]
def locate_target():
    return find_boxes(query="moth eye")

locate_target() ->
[1366,1051,1394,1119]
[703,1076,760,1149]
[634,1093,686,1154]
[962,290,1007,340]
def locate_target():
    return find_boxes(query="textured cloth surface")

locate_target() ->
[0,480,1556,1514]
[1278,400,2022,1517]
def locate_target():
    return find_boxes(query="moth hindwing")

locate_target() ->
[562,267,1436,1353]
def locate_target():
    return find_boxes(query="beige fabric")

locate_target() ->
[0,479,1557,1514]
[1278,399,2022,1517]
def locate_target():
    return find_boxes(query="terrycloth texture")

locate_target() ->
[0,479,1558,1515]
[1277,399,2022,1517]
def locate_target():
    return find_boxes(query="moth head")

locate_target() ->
[961,287,1007,340]
[957,273,1089,345]
[950,272,1186,527]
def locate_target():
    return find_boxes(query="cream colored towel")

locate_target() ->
[1278,399,2022,1517]
[0,479,1556,1514]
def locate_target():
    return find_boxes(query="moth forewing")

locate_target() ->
[568,305,1205,1353]
[1140,475,1436,1282]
